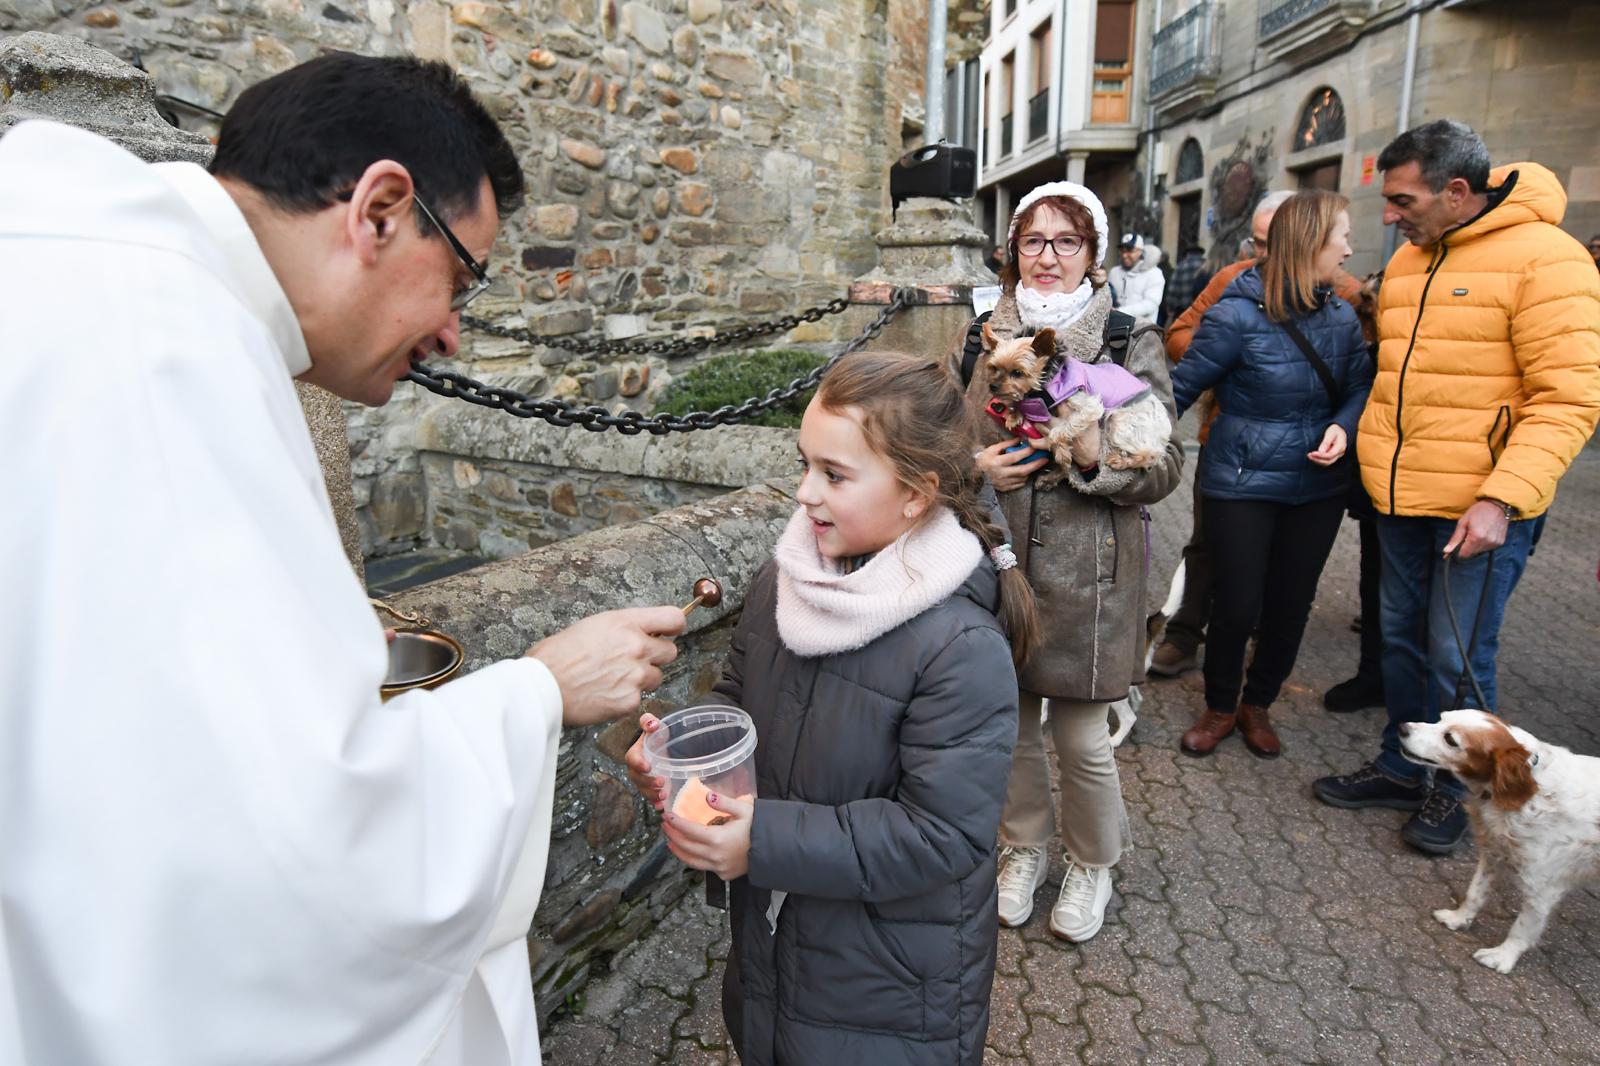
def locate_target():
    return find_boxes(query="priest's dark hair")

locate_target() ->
[210,51,524,224]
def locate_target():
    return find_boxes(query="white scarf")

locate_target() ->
[1016,279,1097,334]
[774,505,984,657]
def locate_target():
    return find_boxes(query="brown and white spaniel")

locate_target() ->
[1399,709,1600,973]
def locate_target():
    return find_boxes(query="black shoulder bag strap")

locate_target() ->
[1265,305,1340,409]
[959,309,995,387]
[1102,309,1134,366]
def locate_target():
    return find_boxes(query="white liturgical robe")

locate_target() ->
[0,122,563,1065]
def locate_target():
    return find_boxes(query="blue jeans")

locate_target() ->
[1372,513,1544,795]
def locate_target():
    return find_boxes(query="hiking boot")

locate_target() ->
[1180,709,1235,756]
[1323,673,1385,713]
[1237,704,1281,759]
[1312,762,1426,810]
[1050,858,1112,942]
[1148,641,1198,678]
[1402,789,1469,855]
[996,845,1047,927]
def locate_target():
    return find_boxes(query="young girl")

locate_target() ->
[626,350,1037,1066]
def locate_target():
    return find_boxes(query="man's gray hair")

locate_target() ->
[1252,190,1295,222]
[1378,119,1491,193]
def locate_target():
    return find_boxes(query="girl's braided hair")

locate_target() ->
[815,349,1040,667]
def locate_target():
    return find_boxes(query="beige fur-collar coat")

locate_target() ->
[952,287,1185,701]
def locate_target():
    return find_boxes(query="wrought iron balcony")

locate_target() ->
[1149,3,1220,109]
[1027,90,1048,144]
[1258,0,1374,65]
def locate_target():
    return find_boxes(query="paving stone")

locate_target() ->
[541,452,1600,1063]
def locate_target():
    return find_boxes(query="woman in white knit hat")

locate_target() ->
[951,182,1184,941]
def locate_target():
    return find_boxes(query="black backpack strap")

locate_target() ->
[1102,309,1161,367]
[959,309,995,387]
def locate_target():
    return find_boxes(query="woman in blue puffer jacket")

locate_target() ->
[1170,190,1373,759]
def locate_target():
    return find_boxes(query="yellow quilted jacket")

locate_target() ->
[1358,162,1600,519]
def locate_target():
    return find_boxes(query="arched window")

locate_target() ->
[1175,138,1204,184]
[1294,87,1345,151]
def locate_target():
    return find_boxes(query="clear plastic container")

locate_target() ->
[643,705,758,825]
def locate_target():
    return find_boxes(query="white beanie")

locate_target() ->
[1008,181,1112,264]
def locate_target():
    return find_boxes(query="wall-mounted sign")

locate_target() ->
[1361,155,1376,186]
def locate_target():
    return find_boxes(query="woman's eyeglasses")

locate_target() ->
[1016,234,1086,258]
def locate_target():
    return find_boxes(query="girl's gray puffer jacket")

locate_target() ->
[712,558,1018,1066]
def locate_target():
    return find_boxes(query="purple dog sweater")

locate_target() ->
[1015,357,1150,426]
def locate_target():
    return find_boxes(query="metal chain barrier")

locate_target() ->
[458,295,850,358]
[405,292,908,435]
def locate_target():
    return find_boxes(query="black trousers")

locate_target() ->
[1347,484,1384,681]
[1202,493,1346,712]
[1164,446,1211,655]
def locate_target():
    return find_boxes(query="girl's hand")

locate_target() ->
[662,792,753,881]
[1308,424,1347,466]
[624,713,667,811]
[976,438,1048,492]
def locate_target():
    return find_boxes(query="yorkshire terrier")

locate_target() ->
[982,324,1171,487]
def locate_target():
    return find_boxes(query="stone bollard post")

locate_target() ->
[842,196,995,364]
[0,32,366,580]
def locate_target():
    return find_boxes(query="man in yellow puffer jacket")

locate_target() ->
[1314,120,1600,855]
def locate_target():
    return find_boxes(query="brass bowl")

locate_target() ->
[381,630,465,700]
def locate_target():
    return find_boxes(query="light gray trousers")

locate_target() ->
[999,692,1131,866]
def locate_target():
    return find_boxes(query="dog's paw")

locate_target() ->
[1433,907,1474,931]
[1034,469,1066,491]
[1473,944,1523,974]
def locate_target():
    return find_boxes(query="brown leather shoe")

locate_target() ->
[1237,704,1281,759]
[1180,709,1236,756]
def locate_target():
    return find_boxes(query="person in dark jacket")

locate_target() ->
[1170,189,1374,758]
[626,350,1038,1066]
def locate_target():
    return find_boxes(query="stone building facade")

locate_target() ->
[1142,0,1600,278]
[1,0,947,553]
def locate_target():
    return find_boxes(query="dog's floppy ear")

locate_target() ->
[981,321,1000,351]
[1030,329,1056,359]
[1490,743,1537,811]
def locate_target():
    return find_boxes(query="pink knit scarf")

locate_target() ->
[773,505,984,657]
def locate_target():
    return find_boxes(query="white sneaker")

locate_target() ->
[996,845,1048,927]
[1050,858,1112,942]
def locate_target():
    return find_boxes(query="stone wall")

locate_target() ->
[1,0,938,554]
[385,478,796,1021]
[414,399,799,556]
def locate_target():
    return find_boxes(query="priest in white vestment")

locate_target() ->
[0,53,683,1066]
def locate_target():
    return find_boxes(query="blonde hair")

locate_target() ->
[815,351,1040,667]
[1259,189,1349,323]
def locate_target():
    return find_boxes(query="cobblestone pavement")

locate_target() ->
[544,441,1600,1065]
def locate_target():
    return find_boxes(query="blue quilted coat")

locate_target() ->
[1172,266,1373,504]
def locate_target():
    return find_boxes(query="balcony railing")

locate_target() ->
[1001,113,1014,157]
[1258,0,1373,63]
[1149,3,1220,101]
[1027,89,1048,143]
[1259,0,1335,36]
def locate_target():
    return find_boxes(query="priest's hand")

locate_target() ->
[663,792,753,881]
[625,713,668,811]
[528,607,685,727]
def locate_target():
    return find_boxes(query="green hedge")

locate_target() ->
[652,348,830,429]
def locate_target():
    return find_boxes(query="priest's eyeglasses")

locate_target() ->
[1017,234,1087,258]
[412,195,492,312]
